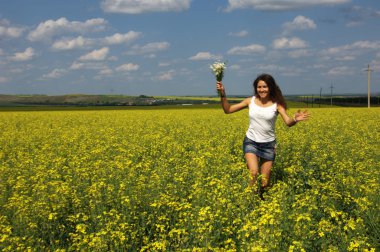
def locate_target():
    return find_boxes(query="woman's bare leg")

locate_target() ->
[244,153,259,188]
[260,159,273,188]
[259,159,273,199]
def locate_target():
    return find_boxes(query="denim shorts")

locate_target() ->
[242,136,276,161]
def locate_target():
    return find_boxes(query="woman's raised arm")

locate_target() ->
[278,105,310,127]
[217,82,250,114]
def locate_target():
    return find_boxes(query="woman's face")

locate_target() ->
[257,80,270,99]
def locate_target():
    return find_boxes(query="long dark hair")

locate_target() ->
[253,73,287,109]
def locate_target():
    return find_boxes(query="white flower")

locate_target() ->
[210,61,226,81]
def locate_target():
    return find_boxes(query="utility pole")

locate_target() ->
[319,87,322,108]
[330,83,334,106]
[364,64,373,108]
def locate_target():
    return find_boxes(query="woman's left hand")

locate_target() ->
[294,110,310,122]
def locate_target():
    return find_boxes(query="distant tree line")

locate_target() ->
[0,94,224,107]
[288,95,380,107]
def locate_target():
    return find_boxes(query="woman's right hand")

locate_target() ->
[216,81,226,96]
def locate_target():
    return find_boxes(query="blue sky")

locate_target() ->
[1,0,380,96]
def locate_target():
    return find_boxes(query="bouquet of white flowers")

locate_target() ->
[210,61,226,96]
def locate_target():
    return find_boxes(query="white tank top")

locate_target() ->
[246,96,278,142]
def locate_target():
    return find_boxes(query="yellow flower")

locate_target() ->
[75,224,87,234]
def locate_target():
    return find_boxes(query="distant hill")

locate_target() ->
[0,94,226,107]
[1,94,378,108]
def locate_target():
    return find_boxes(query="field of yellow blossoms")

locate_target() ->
[0,106,379,251]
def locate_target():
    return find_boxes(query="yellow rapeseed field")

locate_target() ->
[0,107,379,251]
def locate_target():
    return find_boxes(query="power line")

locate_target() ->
[364,64,373,108]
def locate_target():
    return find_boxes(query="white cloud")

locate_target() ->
[94,67,115,79]
[228,30,249,37]
[52,36,93,50]
[311,64,326,70]
[273,37,308,49]
[99,68,114,75]
[79,47,109,61]
[346,21,362,28]
[255,63,280,73]
[0,76,8,83]
[336,55,355,61]
[0,19,24,39]
[283,16,316,35]
[230,64,241,71]
[156,70,175,81]
[116,63,140,72]
[288,49,311,58]
[70,61,107,71]
[350,40,380,50]
[371,60,380,72]
[255,64,305,77]
[101,0,191,14]
[344,5,380,27]
[103,31,142,45]
[189,52,222,61]
[320,40,380,60]
[42,68,68,79]
[70,62,85,70]
[158,62,171,67]
[51,31,142,51]
[225,0,350,11]
[9,47,36,61]
[227,44,266,55]
[327,66,354,76]
[28,17,107,42]
[126,42,170,56]
[279,66,304,77]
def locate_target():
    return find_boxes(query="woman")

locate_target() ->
[216,73,309,198]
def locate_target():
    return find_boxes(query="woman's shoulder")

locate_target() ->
[233,97,252,109]
[276,103,286,113]
[243,96,253,105]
